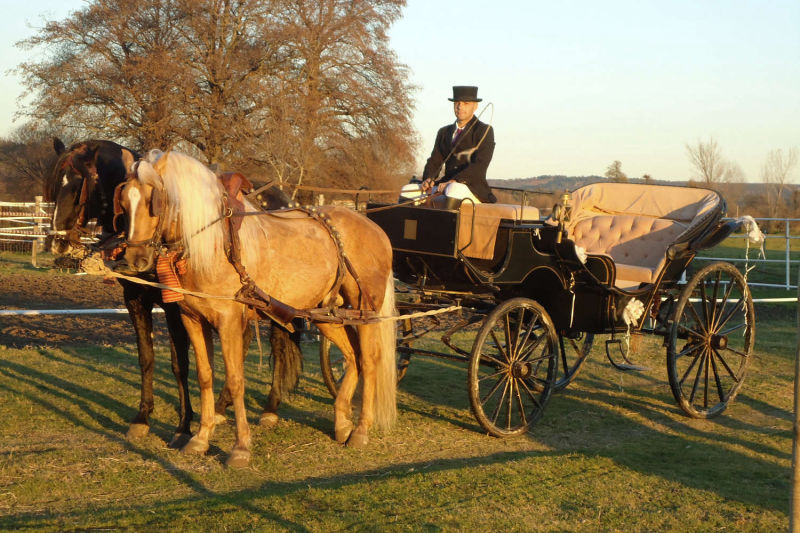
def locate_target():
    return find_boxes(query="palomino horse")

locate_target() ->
[119,150,397,467]
[47,139,302,447]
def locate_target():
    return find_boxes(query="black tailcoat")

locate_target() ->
[421,116,496,203]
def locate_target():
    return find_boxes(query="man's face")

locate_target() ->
[453,100,478,124]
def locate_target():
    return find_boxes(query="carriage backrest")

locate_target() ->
[566,182,724,287]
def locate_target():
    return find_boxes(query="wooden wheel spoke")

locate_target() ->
[513,385,529,428]
[712,276,736,330]
[517,333,546,363]
[479,374,508,410]
[489,329,510,362]
[686,301,708,335]
[687,349,707,403]
[479,351,509,370]
[717,321,747,337]
[676,341,703,360]
[699,280,711,329]
[503,314,514,359]
[713,347,742,382]
[710,350,729,403]
[519,378,544,409]
[510,308,526,359]
[709,270,722,327]
[715,296,746,333]
[490,379,511,424]
[678,345,703,385]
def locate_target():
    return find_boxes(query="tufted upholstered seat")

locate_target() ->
[566,182,721,290]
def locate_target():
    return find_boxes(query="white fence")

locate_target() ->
[0,197,54,251]
[695,217,800,291]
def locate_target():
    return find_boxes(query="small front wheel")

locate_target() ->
[667,262,755,418]
[553,332,594,392]
[468,298,559,437]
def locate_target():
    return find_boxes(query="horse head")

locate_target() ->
[118,152,171,273]
[47,138,138,255]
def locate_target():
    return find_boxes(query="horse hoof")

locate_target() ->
[214,413,227,425]
[346,430,369,449]
[126,423,150,440]
[259,412,279,428]
[225,449,251,468]
[181,437,209,455]
[168,432,192,449]
[335,421,354,444]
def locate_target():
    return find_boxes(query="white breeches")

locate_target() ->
[399,182,481,204]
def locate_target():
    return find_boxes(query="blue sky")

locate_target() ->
[2,0,798,182]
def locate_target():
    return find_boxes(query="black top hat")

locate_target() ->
[449,86,482,102]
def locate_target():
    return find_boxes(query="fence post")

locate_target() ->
[788,220,792,290]
[31,196,44,268]
[792,265,800,532]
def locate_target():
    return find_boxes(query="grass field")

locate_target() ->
[0,252,795,531]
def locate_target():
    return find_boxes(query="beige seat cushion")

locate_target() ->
[566,183,721,289]
[458,203,540,260]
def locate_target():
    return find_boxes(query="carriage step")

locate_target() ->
[605,338,648,372]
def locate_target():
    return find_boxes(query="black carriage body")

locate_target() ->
[368,182,731,337]
[368,203,611,333]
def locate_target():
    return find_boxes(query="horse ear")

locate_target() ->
[53,137,65,155]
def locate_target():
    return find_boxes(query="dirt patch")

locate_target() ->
[0,264,152,348]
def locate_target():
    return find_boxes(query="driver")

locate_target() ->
[402,86,496,207]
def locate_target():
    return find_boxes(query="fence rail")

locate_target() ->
[0,198,54,260]
[695,217,800,290]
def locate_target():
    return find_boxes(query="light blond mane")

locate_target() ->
[146,151,226,278]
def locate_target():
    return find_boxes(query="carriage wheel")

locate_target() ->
[468,298,559,437]
[320,336,408,398]
[553,333,595,392]
[667,262,754,418]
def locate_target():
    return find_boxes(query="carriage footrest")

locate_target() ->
[605,338,648,371]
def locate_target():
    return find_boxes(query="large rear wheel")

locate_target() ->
[468,298,559,437]
[667,262,754,418]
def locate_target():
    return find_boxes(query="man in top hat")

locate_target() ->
[419,85,496,205]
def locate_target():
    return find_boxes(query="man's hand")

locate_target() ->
[421,178,434,193]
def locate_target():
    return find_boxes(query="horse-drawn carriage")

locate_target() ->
[322,181,755,437]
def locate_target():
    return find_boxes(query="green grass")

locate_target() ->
[0,254,795,531]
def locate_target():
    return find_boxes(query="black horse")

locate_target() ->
[47,138,302,446]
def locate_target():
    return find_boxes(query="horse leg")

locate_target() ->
[348,324,379,449]
[260,323,303,428]
[122,283,155,440]
[162,301,192,449]
[214,323,253,423]
[180,314,215,456]
[217,313,251,468]
[316,323,359,444]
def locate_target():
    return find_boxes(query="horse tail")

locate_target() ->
[269,322,303,398]
[373,271,397,430]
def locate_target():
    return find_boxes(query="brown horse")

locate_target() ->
[118,150,397,467]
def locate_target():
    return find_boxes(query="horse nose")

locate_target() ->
[134,256,153,272]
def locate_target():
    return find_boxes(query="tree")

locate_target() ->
[0,125,59,201]
[685,137,741,186]
[604,160,627,182]
[15,0,416,194]
[762,147,798,219]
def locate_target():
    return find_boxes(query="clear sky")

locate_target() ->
[2,0,798,182]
